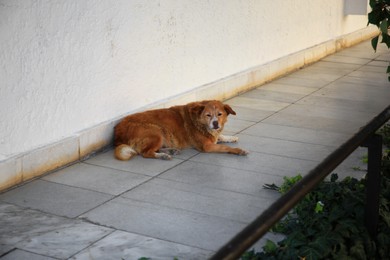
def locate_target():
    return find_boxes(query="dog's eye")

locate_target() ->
[206,114,212,117]
[217,112,222,116]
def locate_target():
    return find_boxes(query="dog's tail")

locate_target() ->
[114,144,137,160]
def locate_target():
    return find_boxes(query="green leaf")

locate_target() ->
[349,240,366,259]
[371,35,379,51]
[310,236,334,256]
[286,232,307,248]
[380,19,389,34]
[314,201,324,213]
[240,249,258,260]
[279,175,302,194]
[368,8,384,26]
[330,173,338,182]
[263,239,278,254]
[369,0,380,9]
[383,34,390,48]
[299,246,322,260]
[340,219,360,234]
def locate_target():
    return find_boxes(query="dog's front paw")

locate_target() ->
[218,135,239,143]
[229,148,249,156]
[238,149,249,156]
[229,136,239,143]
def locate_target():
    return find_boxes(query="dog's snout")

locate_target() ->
[212,121,219,129]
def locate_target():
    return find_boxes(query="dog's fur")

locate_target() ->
[114,100,248,160]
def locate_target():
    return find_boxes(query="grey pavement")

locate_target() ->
[1,40,389,260]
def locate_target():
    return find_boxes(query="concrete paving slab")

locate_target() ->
[226,96,290,112]
[330,77,390,91]
[309,60,362,70]
[272,76,330,88]
[296,95,386,113]
[313,82,390,105]
[255,82,319,94]
[240,88,306,103]
[367,60,388,67]
[242,122,350,147]
[71,230,213,260]
[0,180,113,218]
[357,65,389,73]
[224,105,274,122]
[235,133,336,162]
[122,177,271,223]
[288,70,345,82]
[348,70,389,83]
[172,148,200,160]
[348,41,387,52]
[339,75,390,88]
[159,160,282,199]
[222,117,256,133]
[81,196,246,251]
[0,202,113,259]
[85,150,185,176]
[322,55,371,65]
[1,250,56,260]
[296,65,353,77]
[280,103,376,124]
[376,53,390,61]
[190,151,317,178]
[263,112,363,134]
[43,163,151,196]
[335,48,381,59]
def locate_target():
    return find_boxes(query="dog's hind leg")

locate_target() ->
[154,152,172,160]
[142,149,172,160]
[140,135,172,160]
[159,148,181,155]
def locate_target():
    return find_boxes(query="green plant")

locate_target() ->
[245,163,390,259]
[362,153,369,164]
[263,175,303,194]
[378,123,390,147]
[368,0,390,80]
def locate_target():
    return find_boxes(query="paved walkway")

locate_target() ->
[1,40,390,260]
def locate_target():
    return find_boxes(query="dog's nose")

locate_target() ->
[213,121,219,129]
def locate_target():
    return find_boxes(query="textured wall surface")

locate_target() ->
[0,0,371,158]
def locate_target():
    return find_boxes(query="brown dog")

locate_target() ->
[114,100,248,160]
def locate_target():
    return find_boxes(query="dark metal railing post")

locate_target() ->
[362,134,382,237]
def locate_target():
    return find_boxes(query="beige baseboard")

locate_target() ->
[0,26,379,192]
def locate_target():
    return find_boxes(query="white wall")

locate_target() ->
[0,0,372,159]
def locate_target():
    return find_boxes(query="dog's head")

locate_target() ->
[189,100,236,132]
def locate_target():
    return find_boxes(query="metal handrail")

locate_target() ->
[210,104,390,260]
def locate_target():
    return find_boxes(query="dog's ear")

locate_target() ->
[190,104,206,116]
[224,104,236,116]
